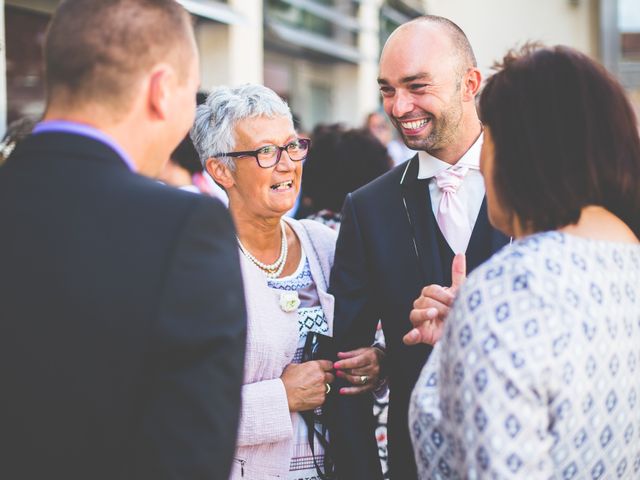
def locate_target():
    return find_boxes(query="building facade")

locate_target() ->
[1,0,639,135]
[1,0,422,134]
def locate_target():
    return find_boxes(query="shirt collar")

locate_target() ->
[417,132,483,179]
[32,120,136,172]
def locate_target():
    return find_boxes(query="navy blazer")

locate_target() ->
[0,132,247,480]
[327,155,509,479]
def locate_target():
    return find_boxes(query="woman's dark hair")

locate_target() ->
[301,124,392,213]
[480,44,640,237]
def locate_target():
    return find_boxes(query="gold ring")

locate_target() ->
[360,375,368,385]
[325,383,331,394]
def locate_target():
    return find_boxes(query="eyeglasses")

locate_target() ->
[214,138,311,168]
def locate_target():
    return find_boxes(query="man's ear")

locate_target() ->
[462,67,482,102]
[147,64,174,121]
[205,158,234,190]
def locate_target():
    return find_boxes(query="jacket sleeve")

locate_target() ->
[326,193,384,480]
[330,193,380,350]
[132,197,247,480]
[236,378,294,446]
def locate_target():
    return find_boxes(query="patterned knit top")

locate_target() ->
[268,251,329,480]
[410,231,640,479]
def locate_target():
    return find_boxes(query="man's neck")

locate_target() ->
[43,108,151,175]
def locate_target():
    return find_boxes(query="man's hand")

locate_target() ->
[333,347,384,395]
[403,253,466,346]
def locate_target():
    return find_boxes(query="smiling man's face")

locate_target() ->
[378,22,465,155]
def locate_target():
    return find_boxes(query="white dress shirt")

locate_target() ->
[417,133,485,238]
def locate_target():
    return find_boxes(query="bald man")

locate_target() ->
[327,16,509,479]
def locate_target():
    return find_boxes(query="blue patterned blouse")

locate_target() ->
[410,231,640,479]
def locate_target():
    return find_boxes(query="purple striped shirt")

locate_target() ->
[32,120,136,172]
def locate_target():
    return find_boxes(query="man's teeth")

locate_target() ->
[271,181,293,191]
[401,119,429,130]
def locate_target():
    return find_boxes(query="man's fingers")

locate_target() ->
[336,348,366,359]
[451,253,467,290]
[334,348,376,370]
[339,385,372,395]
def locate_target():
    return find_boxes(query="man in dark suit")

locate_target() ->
[0,1,246,479]
[327,16,509,479]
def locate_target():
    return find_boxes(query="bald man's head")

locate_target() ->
[387,15,477,79]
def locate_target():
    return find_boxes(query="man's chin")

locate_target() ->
[401,136,429,151]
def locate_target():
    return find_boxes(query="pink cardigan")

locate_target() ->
[229,218,337,479]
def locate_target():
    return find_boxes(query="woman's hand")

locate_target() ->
[281,360,334,412]
[333,346,385,395]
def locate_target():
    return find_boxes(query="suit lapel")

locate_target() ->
[399,156,444,286]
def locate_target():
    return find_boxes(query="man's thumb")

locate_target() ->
[451,253,466,289]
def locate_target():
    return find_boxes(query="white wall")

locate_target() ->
[195,1,263,91]
[424,0,600,76]
[356,0,384,124]
[196,23,232,90]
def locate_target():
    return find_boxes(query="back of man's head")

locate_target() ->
[44,0,194,116]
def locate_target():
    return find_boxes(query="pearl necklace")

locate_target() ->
[237,221,288,279]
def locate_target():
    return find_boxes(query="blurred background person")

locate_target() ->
[191,84,383,479]
[365,111,415,167]
[159,131,207,193]
[159,126,229,205]
[300,123,392,229]
[0,117,37,166]
[159,92,229,204]
[410,44,640,478]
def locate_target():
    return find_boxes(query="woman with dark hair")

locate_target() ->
[409,45,640,478]
[300,124,392,230]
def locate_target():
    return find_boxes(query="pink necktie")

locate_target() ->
[434,166,471,254]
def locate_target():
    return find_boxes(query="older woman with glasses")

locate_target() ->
[191,84,383,480]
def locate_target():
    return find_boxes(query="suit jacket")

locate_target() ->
[327,155,509,479]
[0,132,247,480]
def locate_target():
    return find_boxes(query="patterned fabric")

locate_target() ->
[269,253,330,480]
[410,231,640,479]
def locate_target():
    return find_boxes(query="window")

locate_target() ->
[5,6,50,124]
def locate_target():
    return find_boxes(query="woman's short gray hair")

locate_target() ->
[191,84,293,171]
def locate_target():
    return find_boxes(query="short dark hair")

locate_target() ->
[411,15,477,73]
[44,0,193,111]
[170,136,202,176]
[169,92,208,175]
[480,44,640,237]
[301,124,392,213]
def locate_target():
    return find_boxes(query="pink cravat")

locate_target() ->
[434,165,471,254]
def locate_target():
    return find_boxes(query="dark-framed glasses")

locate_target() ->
[214,138,311,168]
